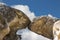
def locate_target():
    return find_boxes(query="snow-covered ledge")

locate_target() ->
[17,28,51,40]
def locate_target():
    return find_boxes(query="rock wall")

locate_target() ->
[28,16,59,39]
[0,4,31,40]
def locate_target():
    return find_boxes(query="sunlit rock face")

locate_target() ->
[28,16,58,39]
[0,14,10,40]
[0,4,31,40]
[53,20,60,40]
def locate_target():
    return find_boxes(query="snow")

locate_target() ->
[17,28,51,40]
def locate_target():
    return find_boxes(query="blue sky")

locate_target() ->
[1,0,60,18]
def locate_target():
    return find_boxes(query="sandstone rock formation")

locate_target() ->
[0,4,31,40]
[28,16,59,39]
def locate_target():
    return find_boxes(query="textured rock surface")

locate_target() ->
[0,14,10,40]
[0,4,31,40]
[28,16,58,39]
[53,20,60,40]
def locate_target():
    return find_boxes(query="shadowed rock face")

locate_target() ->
[0,14,10,40]
[0,4,31,40]
[28,16,58,39]
[0,5,16,22]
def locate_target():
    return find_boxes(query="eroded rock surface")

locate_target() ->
[0,14,10,40]
[28,16,59,39]
[0,4,31,40]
